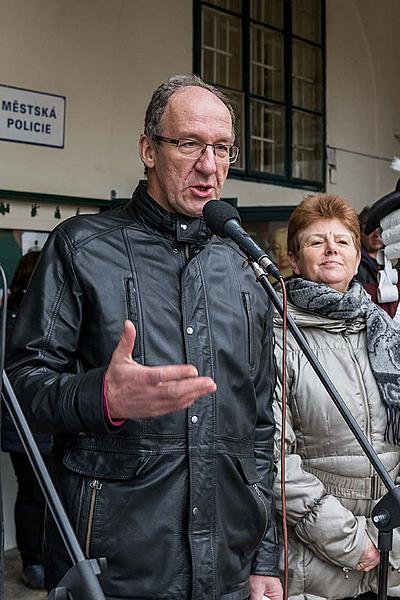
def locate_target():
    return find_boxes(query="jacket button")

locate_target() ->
[186,326,194,335]
[180,224,188,231]
[191,415,198,424]
[78,432,87,437]
[192,506,199,515]
[172,247,179,253]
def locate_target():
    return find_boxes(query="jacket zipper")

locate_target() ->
[252,483,268,544]
[85,479,102,558]
[242,292,255,372]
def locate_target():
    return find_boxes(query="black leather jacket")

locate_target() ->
[7,181,279,599]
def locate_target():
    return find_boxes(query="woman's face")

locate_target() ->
[289,218,361,293]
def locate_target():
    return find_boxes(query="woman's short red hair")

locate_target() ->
[287,193,361,255]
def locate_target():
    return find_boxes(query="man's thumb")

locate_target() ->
[114,320,136,361]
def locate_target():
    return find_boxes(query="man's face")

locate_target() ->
[361,228,384,254]
[140,87,233,217]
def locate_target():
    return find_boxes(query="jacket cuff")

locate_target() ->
[76,367,123,433]
[250,530,280,577]
[251,550,280,577]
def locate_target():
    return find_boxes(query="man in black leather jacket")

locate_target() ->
[6,74,282,600]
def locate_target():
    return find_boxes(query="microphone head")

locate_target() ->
[202,200,241,236]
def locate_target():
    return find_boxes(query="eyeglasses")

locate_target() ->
[154,135,240,165]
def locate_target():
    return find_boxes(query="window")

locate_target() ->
[194,0,325,189]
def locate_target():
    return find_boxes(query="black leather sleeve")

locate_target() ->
[6,226,111,435]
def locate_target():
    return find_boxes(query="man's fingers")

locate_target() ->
[160,376,216,398]
[113,320,136,362]
[107,347,217,419]
[144,377,217,416]
[138,363,200,385]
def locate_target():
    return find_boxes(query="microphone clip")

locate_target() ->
[249,261,268,282]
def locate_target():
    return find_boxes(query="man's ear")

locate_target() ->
[139,134,156,169]
[288,251,301,275]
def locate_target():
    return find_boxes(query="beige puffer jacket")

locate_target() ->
[273,301,400,599]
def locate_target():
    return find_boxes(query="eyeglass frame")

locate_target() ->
[153,135,240,165]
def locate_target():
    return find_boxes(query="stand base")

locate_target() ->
[48,558,107,600]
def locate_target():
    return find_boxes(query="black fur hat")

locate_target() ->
[365,178,400,234]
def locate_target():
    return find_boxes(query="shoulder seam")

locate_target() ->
[59,220,130,254]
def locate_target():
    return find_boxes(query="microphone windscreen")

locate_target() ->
[202,200,241,236]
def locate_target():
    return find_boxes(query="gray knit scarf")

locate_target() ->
[285,277,400,444]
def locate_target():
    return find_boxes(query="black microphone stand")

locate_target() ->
[1,375,107,600]
[250,262,400,600]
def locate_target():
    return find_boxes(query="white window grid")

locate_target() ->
[199,0,324,184]
[292,0,320,42]
[250,0,283,29]
[251,100,284,173]
[251,24,283,100]
[207,0,241,13]
[292,39,321,111]
[292,110,321,180]
[202,8,241,88]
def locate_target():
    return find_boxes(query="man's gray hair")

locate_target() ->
[144,74,236,141]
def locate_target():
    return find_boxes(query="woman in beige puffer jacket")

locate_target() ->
[273,193,400,600]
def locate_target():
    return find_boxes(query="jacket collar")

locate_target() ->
[128,180,211,244]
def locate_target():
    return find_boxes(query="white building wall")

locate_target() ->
[0,0,400,550]
[0,0,193,202]
[325,0,400,210]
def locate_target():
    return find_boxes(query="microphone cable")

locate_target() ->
[278,276,289,600]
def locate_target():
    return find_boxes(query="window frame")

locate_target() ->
[193,0,326,191]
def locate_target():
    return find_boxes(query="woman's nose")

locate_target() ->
[325,239,338,253]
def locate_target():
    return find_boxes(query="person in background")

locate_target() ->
[361,182,400,320]
[356,206,384,285]
[273,193,400,599]
[357,200,400,318]
[270,226,292,278]
[1,250,51,590]
[6,74,282,600]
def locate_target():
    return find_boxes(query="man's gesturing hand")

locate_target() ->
[106,321,217,420]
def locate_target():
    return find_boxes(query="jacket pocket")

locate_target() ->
[63,448,151,558]
[62,448,191,595]
[241,292,256,375]
[125,276,143,363]
[236,455,268,546]
[125,277,148,433]
[63,447,150,479]
[216,453,268,587]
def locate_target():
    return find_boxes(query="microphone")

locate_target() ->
[202,200,282,281]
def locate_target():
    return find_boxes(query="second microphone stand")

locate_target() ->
[250,262,400,600]
[2,372,107,600]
